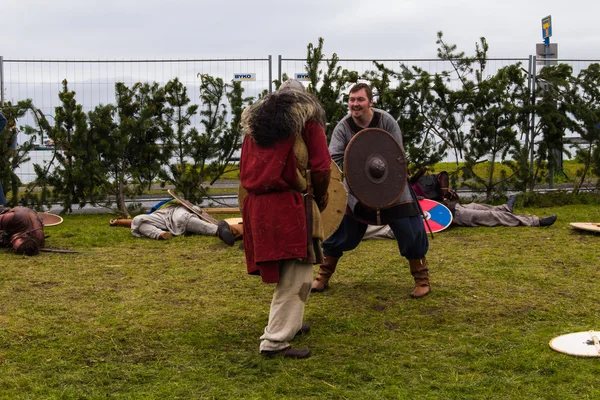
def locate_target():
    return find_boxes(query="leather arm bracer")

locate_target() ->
[311,170,331,212]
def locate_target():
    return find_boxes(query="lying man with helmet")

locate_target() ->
[0,206,45,256]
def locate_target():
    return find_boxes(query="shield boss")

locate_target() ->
[344,128,407,209]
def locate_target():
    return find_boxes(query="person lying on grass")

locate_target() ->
[0,206,45,256]
[411,171,557,228]
[109,198,241,246]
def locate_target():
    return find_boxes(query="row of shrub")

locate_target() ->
[1,35,599,214]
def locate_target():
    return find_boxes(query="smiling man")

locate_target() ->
[348,86,373,125]
[311,83,431,298]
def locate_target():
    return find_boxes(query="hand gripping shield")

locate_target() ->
[344,128,407,209]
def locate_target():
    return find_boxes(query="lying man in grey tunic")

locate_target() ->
[444,197,557,228]
[363,195,557,240]
[111,200,238,246]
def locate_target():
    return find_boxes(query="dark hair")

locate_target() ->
[14,235,41,256]
[349,83,373,102]
[241,90,326,147]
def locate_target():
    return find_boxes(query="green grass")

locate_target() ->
[433,160,597,185]
[1,206,600,399]
[220,160,598,184]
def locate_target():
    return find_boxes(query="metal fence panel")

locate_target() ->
[281,56,600,162]
[0,57,272,183]
[280,57,600,92]
[2,55,600,183]
[279,57,532,90]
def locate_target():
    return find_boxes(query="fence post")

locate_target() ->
[278,55,282,82]
[0,56,4,105]
[525,55,533,150]
[268,55,273,93]
[529,55,537,192]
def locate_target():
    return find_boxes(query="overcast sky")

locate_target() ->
[2,0,597,61]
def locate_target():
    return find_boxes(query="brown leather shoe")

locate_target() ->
[295,324,310,337]
[261,346,311,359]
[310,279,327,293]
[410,284,431,298]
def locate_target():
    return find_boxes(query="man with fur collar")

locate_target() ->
[239,79,331,359]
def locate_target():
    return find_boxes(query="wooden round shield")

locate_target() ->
[168,189,218,225]
[570,222,600,233]
[225,217,243,225]
[549,331,600,357]
[38,212,63,227]
[344,128,407,209]
[321,161,347,240]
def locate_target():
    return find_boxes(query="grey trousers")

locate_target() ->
[453,203,539,227]
[259,259,313,352]
[135,207,218,239]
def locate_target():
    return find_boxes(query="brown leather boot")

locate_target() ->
[409,258,431,298]
[311,255,339,292]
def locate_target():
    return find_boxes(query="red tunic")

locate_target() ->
[240,121,331,283]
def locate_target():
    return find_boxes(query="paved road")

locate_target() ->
[45,194,239,215]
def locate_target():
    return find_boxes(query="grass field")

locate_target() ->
[1,205,600,399]
[428,160,597,186]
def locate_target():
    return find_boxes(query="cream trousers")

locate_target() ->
[259,259,313,352]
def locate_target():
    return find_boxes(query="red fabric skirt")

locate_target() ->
[242,191,307,283]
